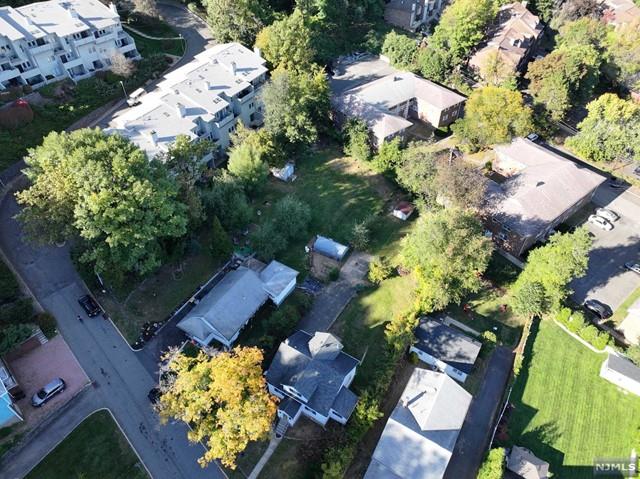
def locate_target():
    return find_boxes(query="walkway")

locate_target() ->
[444,346,514,479]
[247,434,282,479]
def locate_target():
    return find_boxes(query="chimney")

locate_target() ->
[148,130,158,146]
[230,61,237,76]
[253,46,261,58]
[108,2,118,15]
[203,80,211,90]
[176,102,186,118]
[67,8,78,19]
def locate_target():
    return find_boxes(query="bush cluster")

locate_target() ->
[555,307,612,350]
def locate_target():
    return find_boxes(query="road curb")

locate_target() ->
[103,407,154,479]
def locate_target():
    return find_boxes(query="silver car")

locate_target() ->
[31,377,65,407]
[595,208,619,223]
[588,214,613,231]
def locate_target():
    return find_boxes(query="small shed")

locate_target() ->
[600,352,640,397]
[306,235,349,280]
[272,162,295,182]
[507,446,550,479]
[309,235,349,261]
[392,201,415,221]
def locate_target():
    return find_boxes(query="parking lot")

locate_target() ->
[570,184,640,315]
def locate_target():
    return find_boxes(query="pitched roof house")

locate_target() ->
[109,42,267,162]
[469,2,543,77]
[600,351,640,397]
[333,70,466,147]
[483,138,606,257]
[177,261,298,348]
[384,0,446,32]
[410,318,482,383]
[364,368,471,479]
[507,446,550,479]
[266,331,359,427]
[602,0,640,26]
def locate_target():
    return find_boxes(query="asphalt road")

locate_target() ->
[444,346,514,479]
[571,185,640,312]
[0,184,223,479]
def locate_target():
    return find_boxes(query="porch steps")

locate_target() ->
[34,328,48,345]
[275,417,289,438]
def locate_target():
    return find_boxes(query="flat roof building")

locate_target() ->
[109,42,268,161]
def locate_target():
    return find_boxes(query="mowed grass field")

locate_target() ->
[26,410,148,479]
[507,320,640,478]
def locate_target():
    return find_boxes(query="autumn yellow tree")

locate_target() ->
[158,347,277,469]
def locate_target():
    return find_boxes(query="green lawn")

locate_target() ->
[26,410,148,479]
[252,145,408,272]
[128,31,184,57]
[507,320,640,478]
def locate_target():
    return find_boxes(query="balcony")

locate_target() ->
[237,86,255,103]
[73,33,95,46]
[0,68,20,82]
[213,110,234,128]
[29,42,54,55]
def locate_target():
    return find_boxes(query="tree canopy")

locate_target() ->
[255,8,315,72]
[17,129,188,276]
[203,0,270,45]
[510,228,592,313]
[452,86,533,151]
[434,159,488,210]
[227,140,270,193]
[158,347,277,469]
[394,142,438,206]
[401,209,493,312]
[566,93,640,163]
[381,31,418,70]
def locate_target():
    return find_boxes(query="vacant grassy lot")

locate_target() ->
[507,320,640,478]
[128,31,184,57]
[252,144,409,272]
[26,410,147,479]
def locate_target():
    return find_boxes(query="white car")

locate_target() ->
[588,214,613,231]
[595,207,619,223]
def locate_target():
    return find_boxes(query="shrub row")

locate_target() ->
[556,307,612,350]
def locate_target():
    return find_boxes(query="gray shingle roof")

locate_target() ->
[332,386,359,419]
[413,319,482,374]
[266,331,359,418]
[259,260,298,300]
[364,369,471,479]
[606,353,640,383]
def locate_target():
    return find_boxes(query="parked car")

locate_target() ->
[595,208,619,223]
[31,378,65,407]
[584,299,613,320]
[526,133,541,143]
[608,177,626,189]
[625,262,640,275]
[587,214,613,231]
[78,294,101,317]
[148,387,161,405]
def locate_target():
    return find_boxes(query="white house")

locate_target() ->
[364,368,471,479]
[600,351,640,397]
[0,0,139,90]
[109,42,267,162]
[0,360,22,428]
[176,260,298,348]
[265,331,359,427]
[410,318,482,383]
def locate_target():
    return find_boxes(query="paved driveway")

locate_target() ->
[571,185,640,313]
[444,346,514,479]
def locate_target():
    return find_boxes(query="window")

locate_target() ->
[497,232,508,242]
[502,224,512,233]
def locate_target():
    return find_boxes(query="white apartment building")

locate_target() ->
[109,43,268,162]
[0,0,139,91]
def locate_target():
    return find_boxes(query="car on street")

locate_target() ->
[595,208,619,223]
[587,214,613,231]
[78,294,101,317]
[625,262,640,275]
[584,299,613,320]
[608,177,626,189]
[31,377,65,407]
[526,133,540,143]
[148,387,161,405]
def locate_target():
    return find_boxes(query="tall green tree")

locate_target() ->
[401,209,493,312]
[203,171,253,231]
[203,0,271,44]
[452,86,533,151]
[605,19,640,91]
[394,142,438,206]
[254,8,315,72]
[417,0,496,81]
[343,118,371,162]
[566,93,640,163]
[272,195,311,240]
[434,159,488,210]
[510,228,592,312]
[227,141,269,194]
[158,347,277,469]
[261,67,329,149]
[159,135,213,228]
[17,129,188,276]
[381,31,418,70]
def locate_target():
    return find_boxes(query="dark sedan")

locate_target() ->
[78,295,101,317]
[584,299,613,320]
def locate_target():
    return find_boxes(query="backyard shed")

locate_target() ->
[506,446,550,479]
[600,352,640,397]
[392,201,415,221]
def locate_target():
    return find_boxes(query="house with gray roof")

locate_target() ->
[483,137,606,257]
[332,69,466,147]
[410,318,482,383]
[600,351,640,397]
[265,331,359,427]
[177,260,298,348]
[364,368,471,479]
